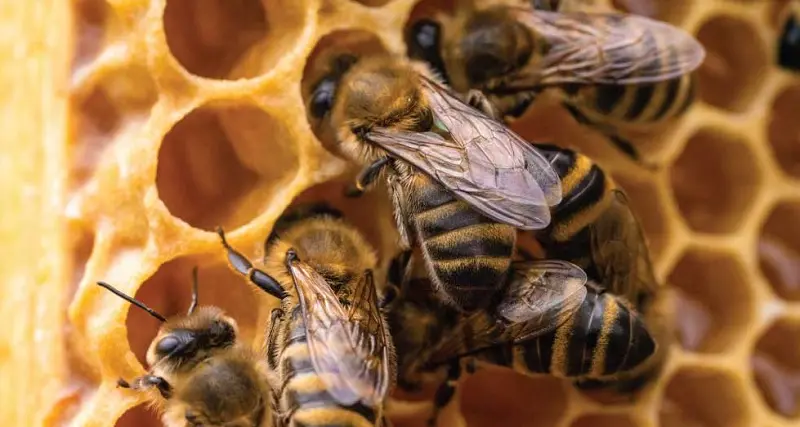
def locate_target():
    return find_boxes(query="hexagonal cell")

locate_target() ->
[758,201,800,301]
[571,413,638,427]
[71,63,157,191]
[767,84,800,179]
[125,257,261,367]
[669,128,761,234]
[667,247,753,353]
[301,30,388,151]
[72,0,109,72]
[660,367,752,427]
[116,404,159,427]
[695,15,768,113]
[164,0,307,79]
[156,102,299,231]
[613,173,670,262]
[460,369,567,427]
[611,0,692,26]
[752,317,800,418]
[67,226,94,304]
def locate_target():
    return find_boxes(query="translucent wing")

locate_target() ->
[290,261,392,407]
[588,189,659,307]
[366,76,562,230]
[505,8,706,87]
[428,260,587,364]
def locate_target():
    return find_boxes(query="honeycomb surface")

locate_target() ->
[29,0,800,425]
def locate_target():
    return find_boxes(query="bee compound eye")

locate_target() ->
[156,335,180,355]
[310,78,336,119]
[410,20,441,54]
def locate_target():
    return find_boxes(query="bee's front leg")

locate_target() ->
[344,157,392,198]
[465,90,500,120]
[118,375,173,399]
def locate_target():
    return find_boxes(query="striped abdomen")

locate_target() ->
[476,291,656,380]
[533,145,613,279]
[563,73,696,129]
[405,171,516,312]
[271,308,378,427]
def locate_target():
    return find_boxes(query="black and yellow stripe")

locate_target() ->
[270,308,378,427]
[471,291,655,381]
[406,172,516,312]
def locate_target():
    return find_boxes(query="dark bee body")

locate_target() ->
[307,55,562,313]
[779,1,800,72]
[219,204,396,427]
[533,144,658,310]
[383,256,655,423]
[95,278,270,427]
[408,4,705,165]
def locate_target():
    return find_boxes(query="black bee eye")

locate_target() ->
[408,19,441,58]
[156,336,180,355]
[310,77,336,119]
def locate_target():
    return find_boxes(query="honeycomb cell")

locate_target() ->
[571,413,637,427]
[68,227,94,303]
[614,173,671,261]
[695,15,769,113]
[156,103,299,232]
[301,30,388,150]
[670,128,761,234]
[667,247,753,353]
[758,201,800,301]
[72,63,157,191]
[72,0,108,72]
[460,369,567,427]
[115,404,159,427]
[126,258,260,366]
[752,318,800,418]
[611,0,692,26]
[660,367,752,427]
[289,174,400,261]
[163,0,280,79]
[767,84,800,179]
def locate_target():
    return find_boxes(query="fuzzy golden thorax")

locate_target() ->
[330,56,434,167]
[146,306,240,377]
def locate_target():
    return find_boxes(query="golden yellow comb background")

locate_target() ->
[2,0,799,426]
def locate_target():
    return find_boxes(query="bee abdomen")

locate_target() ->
[593,295,656,376]
[431,257,511,301]
[281,374,377,427]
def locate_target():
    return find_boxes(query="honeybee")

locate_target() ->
[779,0,800,72]
[531,143,659,312]
[407,4,706,166]
[96,270,270,427]
[306,54,563,313]
[216,203,396,427]
[383,253,656,424]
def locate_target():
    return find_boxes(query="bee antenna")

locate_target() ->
[96,281,167,323]
[187,266,199,315]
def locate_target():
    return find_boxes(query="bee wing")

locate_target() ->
[507,8,706,87]
[589,189,659,305]
[365,77,562,231]
[428,260,587,364]
[290,261,391,407]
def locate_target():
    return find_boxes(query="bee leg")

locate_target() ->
[427,361,463,427]
[216,227,287,300]
[345,157,392,198]
[465,90,500,120]
[124,374,173,399]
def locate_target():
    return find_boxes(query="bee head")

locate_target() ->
[147,306,239,371]
[406,19,450,85]
[448,7,533,91]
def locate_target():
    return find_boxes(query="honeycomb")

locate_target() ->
[3,0,796,425]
